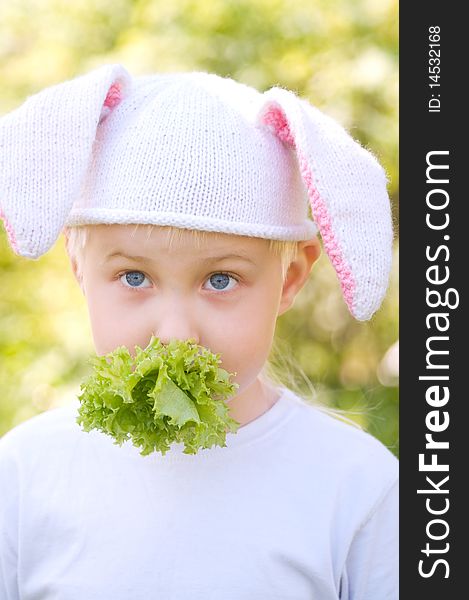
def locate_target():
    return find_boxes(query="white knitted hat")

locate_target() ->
[0,64,393,320]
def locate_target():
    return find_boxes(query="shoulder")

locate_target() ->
[1,402,79,443]
[284,389,397,465]
[0,402,89,467]
[281,389,398,515]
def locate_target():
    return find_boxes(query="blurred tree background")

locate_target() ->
[0,0,398,455]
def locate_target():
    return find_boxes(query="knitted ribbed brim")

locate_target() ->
[0,64,393,320]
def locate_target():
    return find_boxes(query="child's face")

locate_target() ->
[73,225,318,401]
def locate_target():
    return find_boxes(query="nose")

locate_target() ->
[152,297,200,346]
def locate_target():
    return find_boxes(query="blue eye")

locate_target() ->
[205,273,238,292]
[120,271,151,289]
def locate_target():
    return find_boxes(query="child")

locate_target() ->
[0,64,398,599]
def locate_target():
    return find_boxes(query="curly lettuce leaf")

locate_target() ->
[76,336,240,456]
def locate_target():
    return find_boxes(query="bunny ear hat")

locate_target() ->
[0,63,393,320]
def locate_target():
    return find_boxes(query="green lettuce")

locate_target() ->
[76,336,240,456]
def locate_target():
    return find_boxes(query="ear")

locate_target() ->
[258,88,393,321]
[278,237,321,316]
[0,64,131,260]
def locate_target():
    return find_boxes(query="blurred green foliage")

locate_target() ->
[0,0,398,455]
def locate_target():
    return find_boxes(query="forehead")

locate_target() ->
[86,224,272,259]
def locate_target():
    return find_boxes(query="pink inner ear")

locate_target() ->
[103,82,122,109]
[262,105,296,146]
[0,208,19,254]
[99,82,123,123]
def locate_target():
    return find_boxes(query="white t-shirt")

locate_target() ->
[0,387,398,600]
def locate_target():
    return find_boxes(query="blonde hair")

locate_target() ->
[64,224,299,282]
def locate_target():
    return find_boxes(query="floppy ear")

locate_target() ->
[258,87,393,321]
[0,64,131,259]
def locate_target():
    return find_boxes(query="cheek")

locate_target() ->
[84,285,149,355]
[207,289,280,384]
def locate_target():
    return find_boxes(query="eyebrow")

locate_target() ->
[104,251,257,266]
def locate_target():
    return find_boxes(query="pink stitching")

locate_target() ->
[0,208,19,253]
[261,104,356,313]
[298,154,356,312]
[262,106,295,146]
